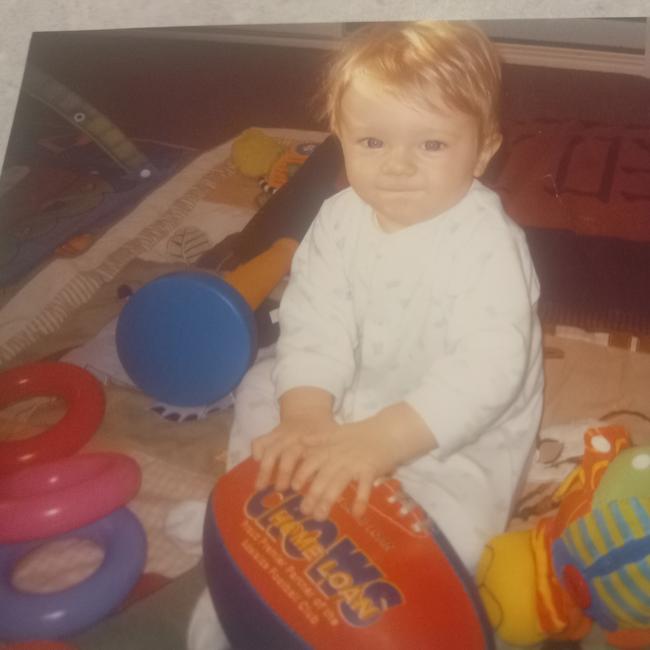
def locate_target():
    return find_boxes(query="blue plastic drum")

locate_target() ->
[116,271,256,407]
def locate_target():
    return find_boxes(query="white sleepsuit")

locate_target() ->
[228,180,544,571]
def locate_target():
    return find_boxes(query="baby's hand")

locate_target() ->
[254,401,436,524]
[289,403,437,521]
[290,422,400,521]
[252,414,337,492]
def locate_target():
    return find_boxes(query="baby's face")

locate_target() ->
[338,74,499,232]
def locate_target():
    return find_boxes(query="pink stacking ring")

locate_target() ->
[0,362,105,475]
[0,452,141,543]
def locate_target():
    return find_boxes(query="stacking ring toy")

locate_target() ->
[116,272,256,407]
[0,507,147,641]
[0,362,105,475]
[0,452,141,543]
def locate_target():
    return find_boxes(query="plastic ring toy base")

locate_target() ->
[0,362,105,475]
[0,452,142,543]
[0,507,146,642]
[116,271,256,407]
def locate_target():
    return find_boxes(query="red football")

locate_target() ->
[203,457,494,649]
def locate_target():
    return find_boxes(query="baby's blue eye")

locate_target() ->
[363,137,383,149]
[423,140,445,151]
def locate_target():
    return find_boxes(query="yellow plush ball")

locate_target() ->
[476,529,546,646]
[231,128,285,178]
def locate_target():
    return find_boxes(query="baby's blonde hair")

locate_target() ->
[321,21,502,148]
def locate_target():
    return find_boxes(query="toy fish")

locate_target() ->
[477,426,650,648]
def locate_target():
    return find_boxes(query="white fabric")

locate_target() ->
[229,180,543,570]
[164,500,207,550]
[187,588,231,650]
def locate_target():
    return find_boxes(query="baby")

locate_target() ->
[227,20,544,573]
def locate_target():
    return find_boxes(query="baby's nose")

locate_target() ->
[382,149,416,175]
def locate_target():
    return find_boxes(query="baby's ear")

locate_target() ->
[474,132,503,177]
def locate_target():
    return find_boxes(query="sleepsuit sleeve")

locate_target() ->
[273,196,358,408]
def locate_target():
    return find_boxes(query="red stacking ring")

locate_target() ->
[0,362,105,475]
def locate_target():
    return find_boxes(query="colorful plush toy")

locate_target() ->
[477,425,650,648]
[259,142,319,195]
[230,128,319,201]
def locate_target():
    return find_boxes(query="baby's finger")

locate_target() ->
[290,449,328,493]
[255,455,276,490]
[351,471,374,519]
[306,468,352,521]
[298,465,333,517]
[274,444,304,491]
[254,437,284,489]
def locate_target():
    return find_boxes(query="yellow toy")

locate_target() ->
[230,128,317,196]
[230,128,284,179]
[477,426,650,648]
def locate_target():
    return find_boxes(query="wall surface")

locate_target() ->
[5,27,650,162]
